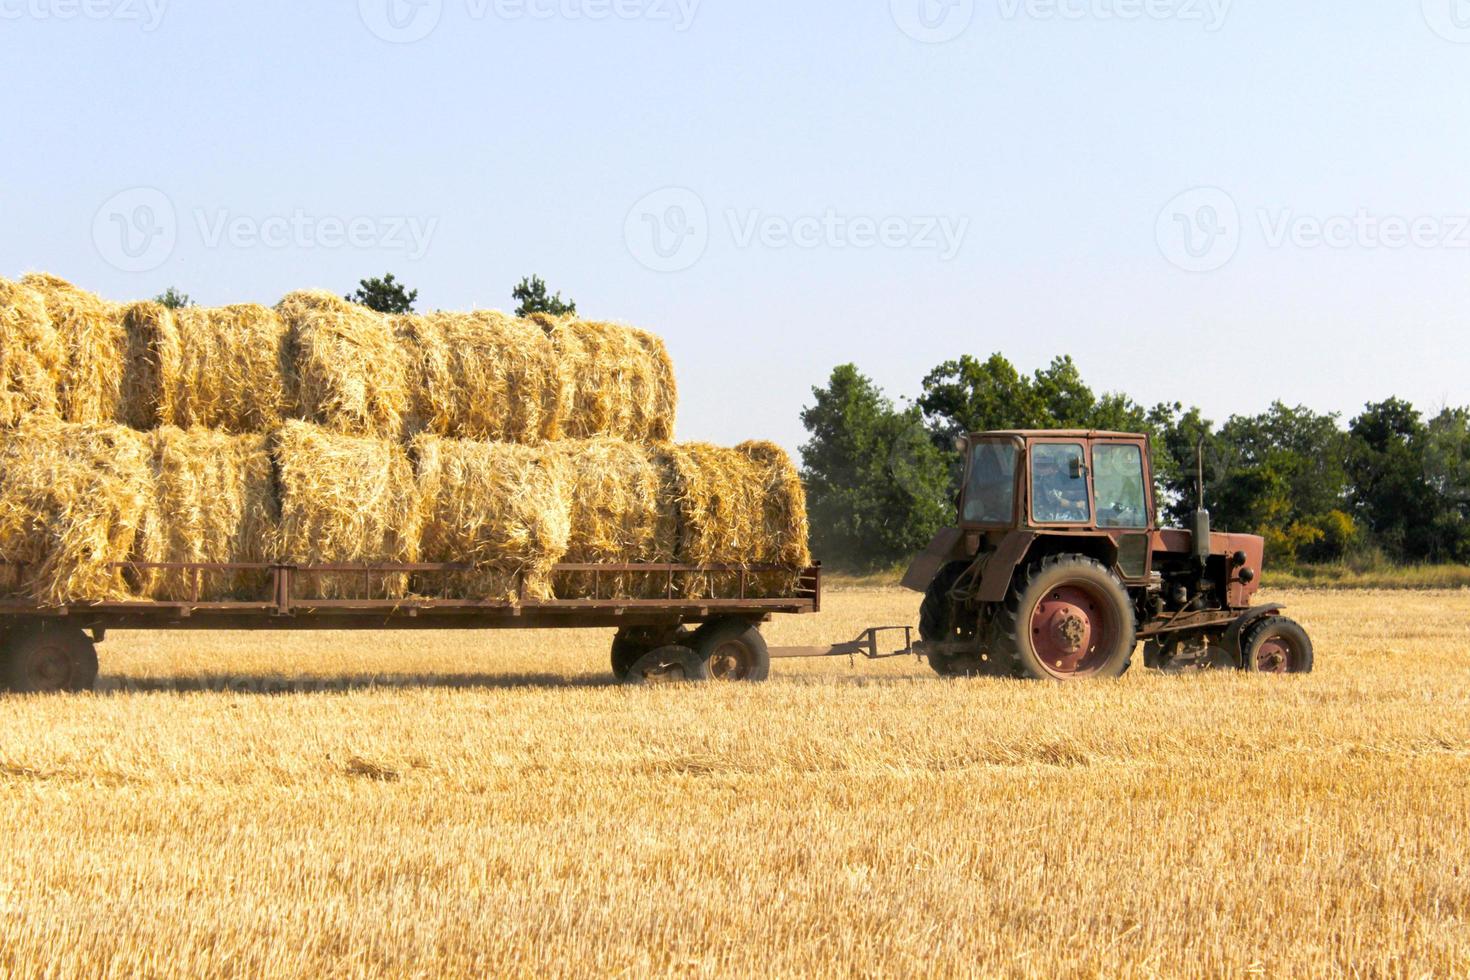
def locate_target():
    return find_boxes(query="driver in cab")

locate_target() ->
[1033,452,1090,523]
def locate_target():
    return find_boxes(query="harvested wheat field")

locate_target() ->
[1,588,1467,977]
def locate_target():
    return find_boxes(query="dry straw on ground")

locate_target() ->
[397,311,561,443]
[552,438,677,599]
[273,422,422,599]
[23,274,126,426]
[661,441,812,596]
[134,427,278,601]
[0,277,62,427]
[538,315,678,444]
[414,435,572,601]
[277,291,407,440]
[0,419,152,602]
[172,304,294,432]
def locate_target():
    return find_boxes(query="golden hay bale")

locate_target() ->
[119,301,181,430]
[23,274,126,425]
[660,441,811,598]
[273,422,423,599]
[134,428,278,601]
[0,419,152,603]
[396,311,562,443]
[277,291,407,439]
[0,277,63,427]
[172,304,294,432]
[539,315,678,443]
[550,438,676,599]
[414,435,572,602]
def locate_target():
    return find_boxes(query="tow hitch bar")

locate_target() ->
[770,626,919,666]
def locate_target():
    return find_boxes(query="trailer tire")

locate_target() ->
[622,646,708,685]
[1,624,99,694]
[691,619,770,682]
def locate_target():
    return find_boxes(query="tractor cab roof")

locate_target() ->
[967,430,1147,442]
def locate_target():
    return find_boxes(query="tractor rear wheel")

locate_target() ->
[919,561,986,678]
[1242,617,1313,674]
[990,555,1136,681]
[1,624,99,694]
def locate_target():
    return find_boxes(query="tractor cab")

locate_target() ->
[959,431,1153,533]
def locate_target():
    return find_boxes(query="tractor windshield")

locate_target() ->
[1094,443,1149,528]
[962,441,1018,523]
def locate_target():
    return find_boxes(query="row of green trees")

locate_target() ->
[801,356,1470,571]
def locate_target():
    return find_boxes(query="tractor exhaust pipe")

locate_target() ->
[1192,435,1211,568]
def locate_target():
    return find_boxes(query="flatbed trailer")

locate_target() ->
[0,560,870,691]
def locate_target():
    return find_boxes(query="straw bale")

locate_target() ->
[414,435,572,601]
[540,315,678,443]
[273,422,422,599]
[119,301,181,429]
[277,291,407,439]
[661,441,811,598]
[0,419,152,603]
[397,310,561,443]
[23,274,126,425]
[173,304,293,432]
[134,428,278,600]
[0,277,62,427]
[551,438,677,599]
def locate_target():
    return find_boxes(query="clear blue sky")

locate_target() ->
[3,1,1468,453]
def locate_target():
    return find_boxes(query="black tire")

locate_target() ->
[989,555,1136,681]
[622,646,708,685]
[1242,616,1314,674]
[919,561,986,678]
[1,624,99,694]
[690,619,770,682]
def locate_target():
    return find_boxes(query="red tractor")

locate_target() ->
[904,430,1313,680]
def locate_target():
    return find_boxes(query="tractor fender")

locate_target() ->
[975,532,1038,602]
[1223,604,1285,656]
[901,527,970,593]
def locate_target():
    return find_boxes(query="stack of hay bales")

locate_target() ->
[0,274,810,604]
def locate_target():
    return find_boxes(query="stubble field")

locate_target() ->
[1,587,1468,977]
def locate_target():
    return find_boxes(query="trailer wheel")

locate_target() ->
[1,624,99,694]
[612,627,693,681]
[691,619,770,682]
[990,555,1135,681]
[622,646,708,685]
[1243,617,1314,675]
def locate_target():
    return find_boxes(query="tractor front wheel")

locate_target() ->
[990,556,1136,681]
[1242,617,1314,674]
[919,561,987,677]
